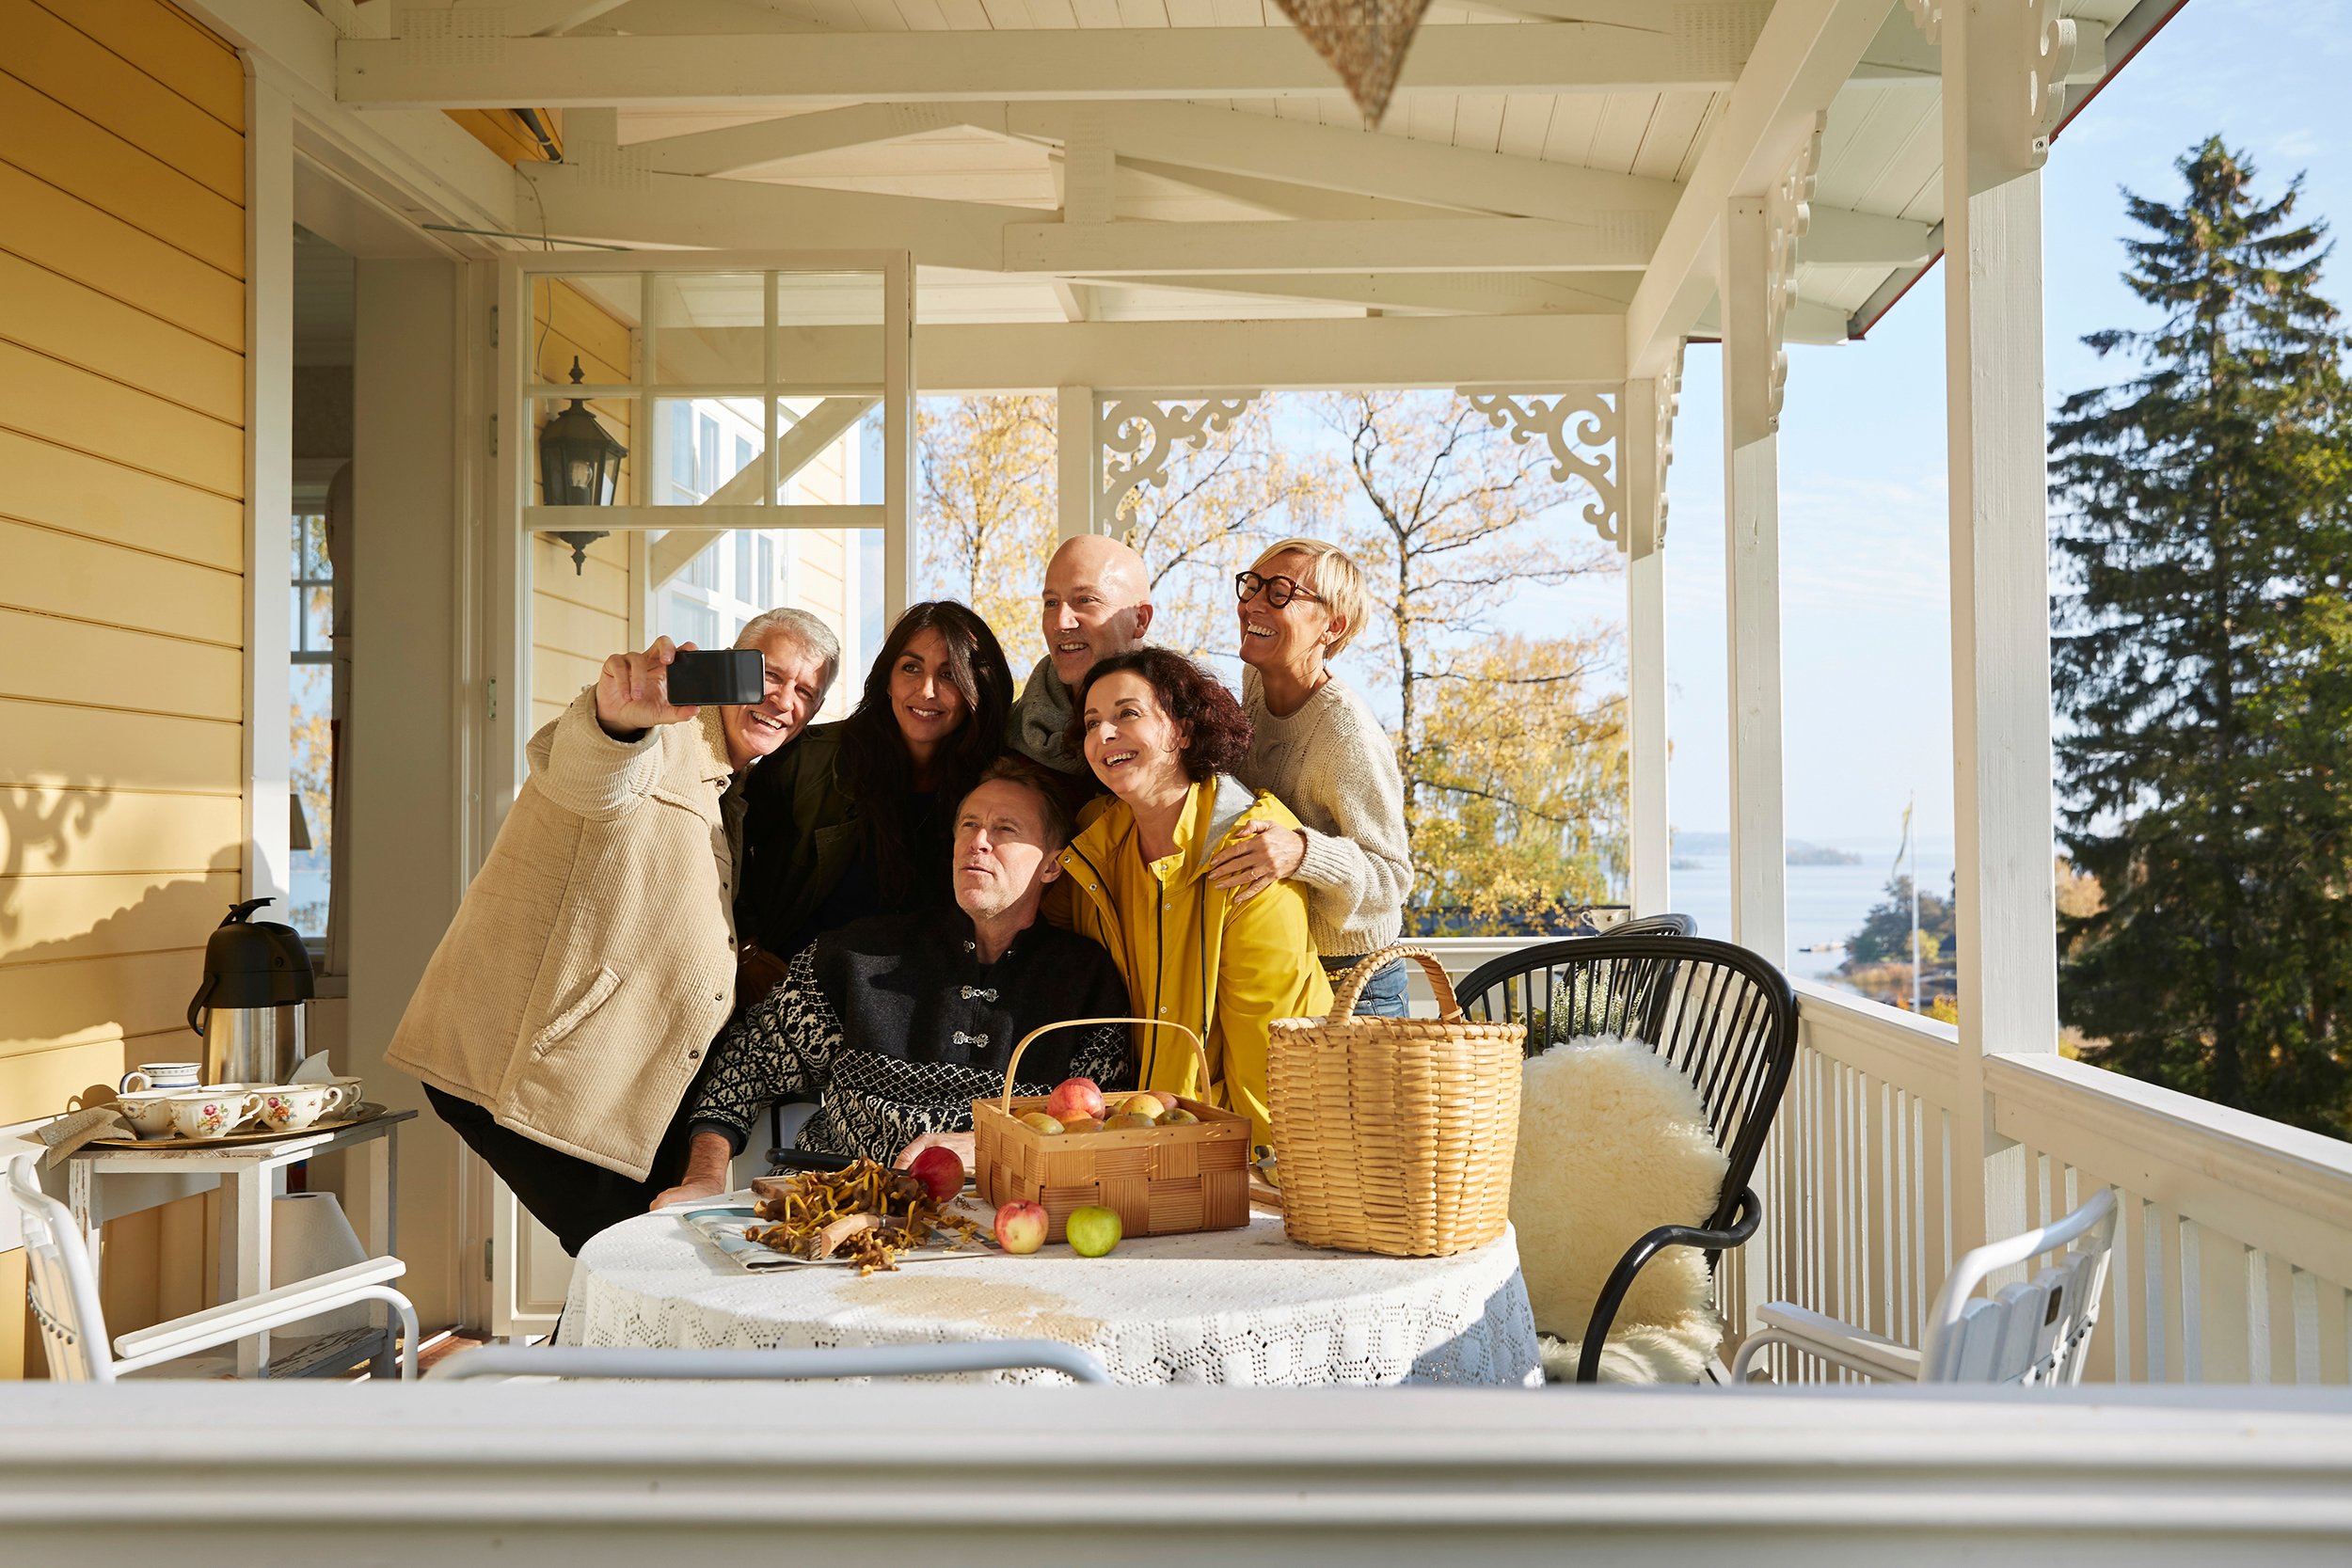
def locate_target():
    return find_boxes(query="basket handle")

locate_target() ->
[1328,944,1463,1022]
[996,1017,1208,1116]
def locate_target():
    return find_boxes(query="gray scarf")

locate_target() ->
[1007,656,1083,774]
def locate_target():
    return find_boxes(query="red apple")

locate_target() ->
[993,1200,1048,1255]
[907,1145,964,1204]
[1044,1076,1105,1124]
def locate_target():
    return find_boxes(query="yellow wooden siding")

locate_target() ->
[2,0,242,203]
[0,0,246,1377]
[27,0,243,132]
[0,698,244,795]
[531,281,633,729]
[0,341,244,498]
[0,163,245,352]
[0,251,246,422]
[0,71,244,280]
[0,428,244,572]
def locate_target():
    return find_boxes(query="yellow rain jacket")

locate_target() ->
[1054,773,1334,1148]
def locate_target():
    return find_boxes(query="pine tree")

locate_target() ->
[2049,138,2352,1133]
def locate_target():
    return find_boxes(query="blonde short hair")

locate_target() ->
[1251,537,1367,658]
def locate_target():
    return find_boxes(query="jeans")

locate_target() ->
[1323,956,1410,1018]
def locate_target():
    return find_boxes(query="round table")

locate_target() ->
[559,1203,1543,1387]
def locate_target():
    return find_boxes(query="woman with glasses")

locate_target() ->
[1208,539,1415,1018]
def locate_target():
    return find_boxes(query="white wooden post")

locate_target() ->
[1938,0,2065,1259]
[1718,197,1788,968]
[1057,384,1099,540]
[243,66,294,912]
[882,255,916,616]
[1621,373,1672,917]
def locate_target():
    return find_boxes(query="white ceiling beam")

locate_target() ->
[1118,158,1489,224]
[1100,271,1632,317]
[1005,216,1654,277]
[408,0,635,36]
[337,24,1745,109]
[631,103,1003,177]
[1625,0,1896,376]
[532,161,1661,277]
[1007,102,1680,223]
[1803,206,1934,265]
[525,161,1006,269]
[917,315,1625,391]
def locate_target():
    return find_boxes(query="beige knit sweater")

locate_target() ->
[1236,668,1413,959]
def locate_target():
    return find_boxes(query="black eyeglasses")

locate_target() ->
[1235,570,1323,610]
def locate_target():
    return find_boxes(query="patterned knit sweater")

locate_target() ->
[688,908,1132,1165]
[1235,668,1413,958]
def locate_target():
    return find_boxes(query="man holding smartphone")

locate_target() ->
[387,609,838,1254]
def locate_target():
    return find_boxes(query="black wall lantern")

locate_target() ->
[538,356,626,573]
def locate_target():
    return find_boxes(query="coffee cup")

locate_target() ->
[167,1089,261,1141]
[114,1089,182,1140]
[252,1084,333,1135]
[120,1062,201,1095]
[317,1076,365,1119]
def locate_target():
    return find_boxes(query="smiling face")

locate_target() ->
[888,626,970,756]
[1080,670,1192,804]
[1237,547,1343,677]
[951,777,1062,926]
[1041,535,1152,689]
[722,630,833,771]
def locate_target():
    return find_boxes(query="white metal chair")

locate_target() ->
[7,1150,420,1382]
[428,1340,1112,1383]
[1731,1187,2118,1386]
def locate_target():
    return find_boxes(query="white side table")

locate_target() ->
[67,1110,415,1376]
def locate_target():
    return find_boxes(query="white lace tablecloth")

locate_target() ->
[559,1203,1542,1387]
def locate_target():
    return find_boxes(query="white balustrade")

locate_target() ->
[1740,980,2352,1386]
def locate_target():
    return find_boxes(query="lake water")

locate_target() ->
[1664,836,1955,990]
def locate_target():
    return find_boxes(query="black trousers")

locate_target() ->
[424,1085,696,1256]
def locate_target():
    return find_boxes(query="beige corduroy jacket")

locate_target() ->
[385,687,741,1180]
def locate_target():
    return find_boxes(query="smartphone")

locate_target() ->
[665,647,764,706]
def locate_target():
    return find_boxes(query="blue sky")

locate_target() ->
[1634,0,2352,843]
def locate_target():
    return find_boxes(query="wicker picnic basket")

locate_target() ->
[1267,946,1525,1257]
[972,1018,1252,1244]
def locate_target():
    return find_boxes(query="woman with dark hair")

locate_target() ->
[738,601,1013,989]
[1055,647,1332,1150]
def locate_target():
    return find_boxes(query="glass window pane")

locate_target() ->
[734,531,754,598]
[528,274,641,387]
[667,595,719,650]
[757,535,776,606]
[533,394,636,507]
[776,272,882,399]
[650,396,763,505]
[649,272,763,387]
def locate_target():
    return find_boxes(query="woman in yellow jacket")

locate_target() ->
[1055,648,1333,1150]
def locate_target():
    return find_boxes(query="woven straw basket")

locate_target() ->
[1267,946,1525,1257]
[972,1018,1252,1244]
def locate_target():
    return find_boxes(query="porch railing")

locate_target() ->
[1727,979,2352,1386]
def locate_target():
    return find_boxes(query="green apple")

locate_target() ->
[1065,1204,1123,1258]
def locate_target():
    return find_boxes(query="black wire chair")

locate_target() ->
[1453,933,1797,1383]
[1597,912,1696,939]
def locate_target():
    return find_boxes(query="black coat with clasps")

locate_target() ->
[686,906,1135,1165]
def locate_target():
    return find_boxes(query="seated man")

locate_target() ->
[654,757,1133,1203]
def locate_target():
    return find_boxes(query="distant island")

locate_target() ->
[1671,832,1864,867]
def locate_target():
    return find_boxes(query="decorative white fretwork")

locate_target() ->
[1652,347,1683,547]
[1902,0,1942,44]
[1099,396,1260,523]
[1761,113,1825,433]
[1462,389,1623,546]
[2026,0,2080,162]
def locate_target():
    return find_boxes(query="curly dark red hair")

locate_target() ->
[1069,649,1252,784]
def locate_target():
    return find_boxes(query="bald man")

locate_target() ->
[1007,534,1154,776]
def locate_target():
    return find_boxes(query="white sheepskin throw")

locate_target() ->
[1509,1034,1729,1384]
